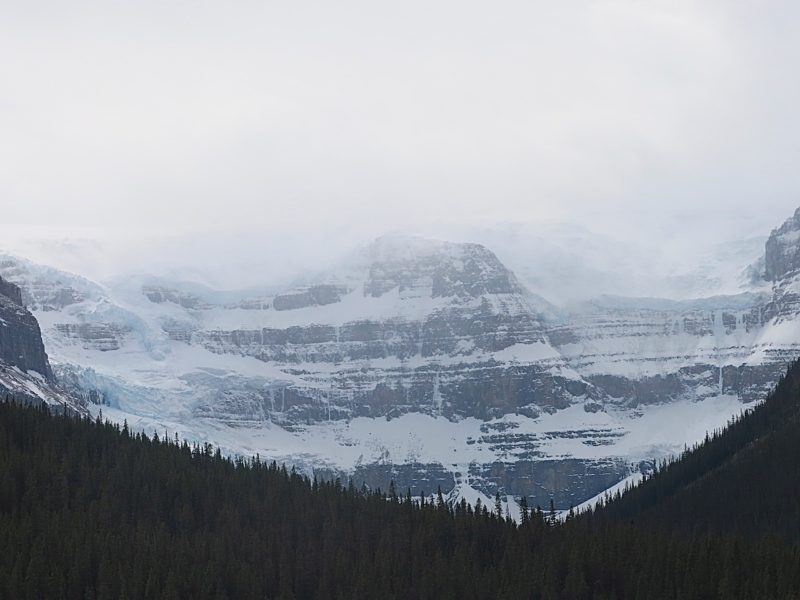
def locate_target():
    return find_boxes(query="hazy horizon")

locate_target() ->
[0,210,784,306]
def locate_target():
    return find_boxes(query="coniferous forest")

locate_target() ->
[2,364,800,598]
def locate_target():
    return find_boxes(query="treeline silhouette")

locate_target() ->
[1,362,800,598]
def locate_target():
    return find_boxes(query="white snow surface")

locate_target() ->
[0,226,793,508]
[87,393,745,477]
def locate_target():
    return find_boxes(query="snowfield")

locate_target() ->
[0,218,797,510]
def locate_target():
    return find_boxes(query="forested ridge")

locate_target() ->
[1,363,800,598]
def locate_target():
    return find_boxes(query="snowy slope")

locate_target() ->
[3,209,800,509]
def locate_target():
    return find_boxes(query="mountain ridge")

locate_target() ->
[3,207,800,508]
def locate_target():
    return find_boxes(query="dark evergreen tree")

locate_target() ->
[520,497,530,525]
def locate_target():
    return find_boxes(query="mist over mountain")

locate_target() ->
[0,210,778,306]
[2,205,800,512]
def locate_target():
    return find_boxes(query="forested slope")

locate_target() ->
[595,359,800,540]
[0,383,799,598]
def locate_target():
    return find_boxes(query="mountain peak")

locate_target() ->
[364,235,524,299]
[764,205,800,282]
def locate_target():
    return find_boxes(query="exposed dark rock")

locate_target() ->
[273,284,348,311]
[0,277,52,379]
[765,206,800,281]
[0,276,23,306]
[142,285,205,309]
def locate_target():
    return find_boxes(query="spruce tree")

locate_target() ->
[520,497,530,525]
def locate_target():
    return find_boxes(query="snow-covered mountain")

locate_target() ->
[4,208,800,509]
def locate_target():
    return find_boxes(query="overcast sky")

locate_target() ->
[1,1,799,287]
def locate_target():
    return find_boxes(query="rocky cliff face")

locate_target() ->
[0,275,85,414]
[765,207,800,282]
[0,277,23,306]
[0,276,52,378]
[550,295,777,406]
[182,237,590,424]
[6,211,800,510]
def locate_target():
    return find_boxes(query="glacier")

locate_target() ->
[3,208,800,509]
